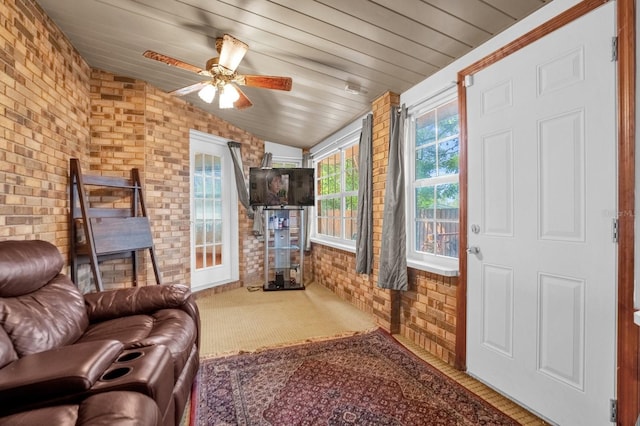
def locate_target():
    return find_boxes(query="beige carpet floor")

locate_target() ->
[193,282,548,425]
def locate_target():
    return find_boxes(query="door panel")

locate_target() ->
[538,110,585,241]
[538,273,585,390]
[466,3,616,425]
[481,130,514,236]
[481,264,514,357]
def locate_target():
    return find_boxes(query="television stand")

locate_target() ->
[263,207,305,291]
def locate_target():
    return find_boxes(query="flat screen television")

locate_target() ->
[249,167,315,207]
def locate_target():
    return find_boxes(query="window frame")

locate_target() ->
[310,128,361,252]
[406,89,460,276]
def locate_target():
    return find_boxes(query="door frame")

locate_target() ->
[455,0,637,424]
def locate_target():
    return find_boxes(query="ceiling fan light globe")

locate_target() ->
[224,83,240,102]
[219,96,235,109]
[219,83,240,108]
[198,84,216,103]
[218,34,248,71]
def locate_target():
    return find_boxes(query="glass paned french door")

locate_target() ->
[190,130,238,291]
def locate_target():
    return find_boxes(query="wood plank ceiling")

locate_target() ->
[35,0,551,148]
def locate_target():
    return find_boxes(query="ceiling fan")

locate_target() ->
[143,34,292,110]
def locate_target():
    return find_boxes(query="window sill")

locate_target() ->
[407,258,459,277]
[310,236,356,254]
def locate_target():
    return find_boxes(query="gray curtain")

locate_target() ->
[355,114,373,274]
[227,141,253,219]
[252,152,273,236]
[302,153,312,251]
[378,105,408,290]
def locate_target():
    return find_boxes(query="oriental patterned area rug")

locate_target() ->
[191,329,519,425]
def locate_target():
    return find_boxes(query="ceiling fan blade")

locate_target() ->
[217,34,248,72]
[233,85,253,109]
[169,81,210,97]
[237,75,293,91]
[143,50,210,76]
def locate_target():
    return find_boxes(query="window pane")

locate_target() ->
[345,145,359,191]
[317,217,327,235]
[345,218,357,241]
[437,100,459,139]
[205,222,213,243]
[345,195,358,212]
[435,183,459,258]
[205,177,213,198]
[416,110,436,147]
[415,186,434,254]
[204,155,213,178]
[416,220,435,254]
[415,144,437,179]
[214,221,222,244]
[438,137,459,176]
[436,183,459,212]
[331,218,341,238]
[194,154,203,198]
[415,186,435,219]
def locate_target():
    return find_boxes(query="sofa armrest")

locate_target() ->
[0,340,123,414]
[85,284,193,323]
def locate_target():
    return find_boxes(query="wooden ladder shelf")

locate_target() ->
[69,158,161,292]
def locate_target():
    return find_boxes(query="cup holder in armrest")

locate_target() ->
[101,367,132,381]
[116,351,144,363]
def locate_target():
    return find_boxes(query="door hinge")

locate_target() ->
[610,398,617,423]
[611,36,618,61]
[612,218,619,243]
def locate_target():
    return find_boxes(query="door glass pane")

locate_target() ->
[194,154,204,198]
[194,152,224,270]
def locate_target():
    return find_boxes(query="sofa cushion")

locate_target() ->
[0,327,17,369]
[0,275,89,356]
[0,391,161,426]
[0,240,64,297]
[79,309,197,379]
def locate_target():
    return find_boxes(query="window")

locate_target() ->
[271,160,300,168]
[314,143,359,246]
[407,94,459,274]
[265,141,302,168]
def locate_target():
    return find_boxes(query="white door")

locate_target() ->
[190,130,238,291]
[466,3,616,425]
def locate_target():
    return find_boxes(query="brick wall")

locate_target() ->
[310,91,459,365]
[1,0,266,292]
[0,0,91,253]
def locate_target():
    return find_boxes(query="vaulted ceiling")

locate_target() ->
[36,0,551,148]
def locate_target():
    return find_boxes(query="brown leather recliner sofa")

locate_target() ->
[0,240,201,426]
